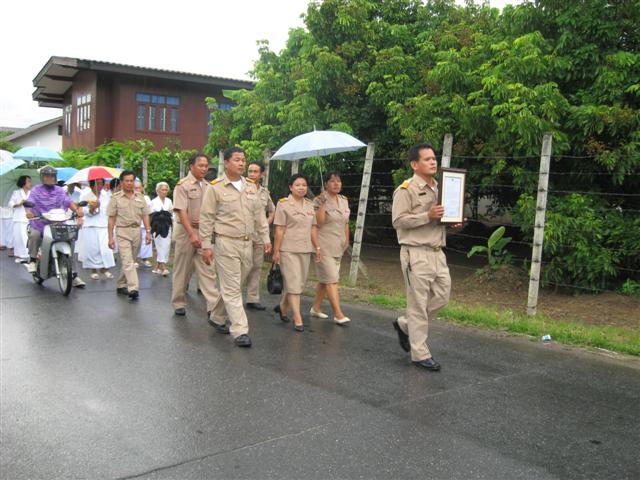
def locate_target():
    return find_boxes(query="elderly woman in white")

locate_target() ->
[8,175,32,263]
[150,182,173,276]
[80,178,115,279]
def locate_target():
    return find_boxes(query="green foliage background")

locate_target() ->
[204,0,639,291]
[59,140,194,195]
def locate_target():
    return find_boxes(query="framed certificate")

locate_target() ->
[437,167,467,224]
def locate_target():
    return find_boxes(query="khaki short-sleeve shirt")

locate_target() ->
[274,195,316,253]
[391,174,444,247]
[314,194,350,257]
[199,176,269,249]
[173,172,208,226]
[106,191,149,227]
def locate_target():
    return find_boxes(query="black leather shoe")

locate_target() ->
[274,305,289,323]
[392,319,410,352]
[294,323,304,332]
[117,287,129,295]
[246,302,266,311]
[234,334,252,347]
[413,358,441,371]
[128,290,139,300]
[208,319,230,334]
[174,308,186,316]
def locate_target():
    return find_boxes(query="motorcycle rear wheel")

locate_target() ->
[56,254,73,296]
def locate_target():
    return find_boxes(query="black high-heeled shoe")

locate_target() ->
[274,304,289,323]
[293,323,304,332]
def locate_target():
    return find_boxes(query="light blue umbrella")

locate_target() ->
[0,158,26,176]
[13,146,63,162]
[55,167,79,182]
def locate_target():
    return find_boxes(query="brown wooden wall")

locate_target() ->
[63,72,231,152]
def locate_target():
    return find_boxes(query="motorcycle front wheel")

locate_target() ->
[56,253,73,296]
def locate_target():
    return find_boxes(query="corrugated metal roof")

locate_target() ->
[6,116,62,141]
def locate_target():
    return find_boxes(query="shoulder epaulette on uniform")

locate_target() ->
[278,197,288,203]
[176,178,186,186]
[339,194,348,200]
[400,179,411,189]
[210,178,222,185]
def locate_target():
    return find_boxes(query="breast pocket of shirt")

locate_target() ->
[219,195,235,213]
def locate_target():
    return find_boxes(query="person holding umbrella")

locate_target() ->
[79,178,115,279]
[272,174,321,332]
[310,171,351,324]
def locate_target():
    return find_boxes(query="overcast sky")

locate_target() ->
[1,0,518,129]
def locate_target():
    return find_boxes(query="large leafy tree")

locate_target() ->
[206,0,640,289]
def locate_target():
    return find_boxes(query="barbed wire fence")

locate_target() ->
[261,133,640,316]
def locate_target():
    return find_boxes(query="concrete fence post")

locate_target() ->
[527,133,553,316]
[348,142,375,285]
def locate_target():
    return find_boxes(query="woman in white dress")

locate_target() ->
[135,181,153,268]
[1,201,14,255]
[8,175,32,262]
[80,178,115,279]
[150,182,173,276]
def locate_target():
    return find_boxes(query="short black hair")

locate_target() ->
[17,175,31,188]
[248,161,265,172]
[189,152,209,165]
[323,171,341,184]
[204,167,218,182]
[408,143,435,163]
[119,170,136,181]
[288,173,309,187]
[110,178,120,190]
[223,147,245,161]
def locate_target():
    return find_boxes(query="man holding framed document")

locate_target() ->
[391,143,466,372]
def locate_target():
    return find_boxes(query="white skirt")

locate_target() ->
[1,217,14,248]
[153,229,171,263]
[138,227,152,259]
[13,221,28,259]
[81,227,115,269]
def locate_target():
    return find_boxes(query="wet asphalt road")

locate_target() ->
[1,254,639,479]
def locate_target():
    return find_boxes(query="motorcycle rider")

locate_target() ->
[25,166,86,287]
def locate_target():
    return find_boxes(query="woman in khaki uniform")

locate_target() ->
[272,174,321,332]
[311,172,351,324]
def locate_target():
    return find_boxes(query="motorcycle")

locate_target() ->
[23,201,87,296]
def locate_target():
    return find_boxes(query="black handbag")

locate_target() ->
[267,263,283,295]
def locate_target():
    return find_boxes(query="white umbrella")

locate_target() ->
[271,130,367,188]
[0,150,15,163]
[271,130,366,161]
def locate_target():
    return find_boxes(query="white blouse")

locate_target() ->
[81,189,110,228]
[150,196,173,213]
[8,188,29,222]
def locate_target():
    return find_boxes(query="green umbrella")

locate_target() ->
[0,168,40,207]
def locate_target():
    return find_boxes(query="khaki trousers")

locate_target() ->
[245,241,264,303]
[397,246,451,361]
[212,236,253,338]
[116,226,141,291]
[170,224,225,322]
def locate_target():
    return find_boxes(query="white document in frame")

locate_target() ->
[443,175,463,218]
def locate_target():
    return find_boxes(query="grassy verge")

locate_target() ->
[367,294,640,356]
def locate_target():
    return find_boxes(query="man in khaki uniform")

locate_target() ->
[200,147,271,348]
[107,170,151,300]
[170,153,226,327]
[391,143,453,371]
[245,161,275,311]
